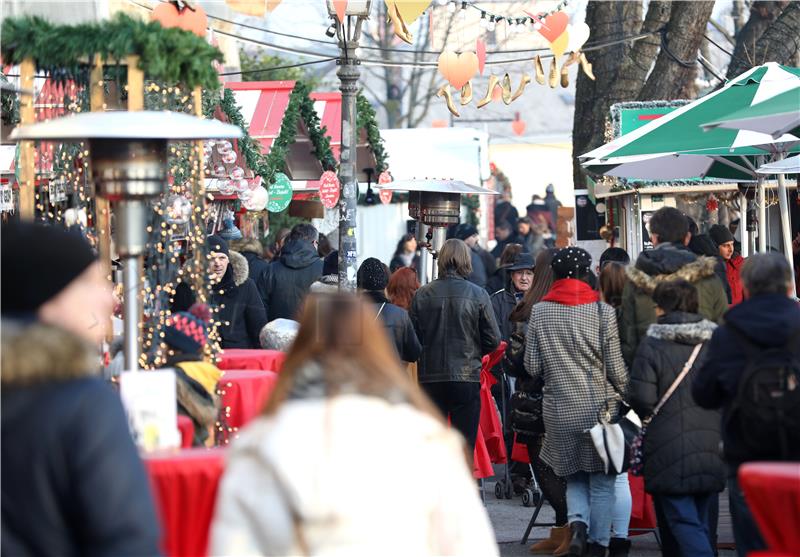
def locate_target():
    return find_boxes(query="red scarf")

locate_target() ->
[541,278,600,306]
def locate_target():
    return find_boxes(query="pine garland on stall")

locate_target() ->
[356,93,388,173]
[1,14,223,90]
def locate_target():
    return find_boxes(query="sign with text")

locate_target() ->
[319,170,340,209]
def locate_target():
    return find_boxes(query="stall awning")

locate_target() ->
[226,80,324,181]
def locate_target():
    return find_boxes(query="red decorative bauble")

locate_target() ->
[706,194,718,213]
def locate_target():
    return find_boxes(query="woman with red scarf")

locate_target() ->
[525,247,629,557]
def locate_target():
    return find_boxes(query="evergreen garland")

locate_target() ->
[1,14,222,90]
[356,94,388,173]
[0,75,20,127]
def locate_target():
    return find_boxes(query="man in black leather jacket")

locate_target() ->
[409,239,501,452]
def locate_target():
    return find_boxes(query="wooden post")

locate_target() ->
[18,59,35,219]
[126,55,144,111]
[192,86,205,195]
[90,55,115,344]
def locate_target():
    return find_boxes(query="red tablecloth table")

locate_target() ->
[144,448,226,557]
[216,349,285,372]
[177,415,194,448]
[739,462,800,555]
[220,369,279,429]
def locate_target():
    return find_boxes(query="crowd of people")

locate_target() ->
[2,204,799,556]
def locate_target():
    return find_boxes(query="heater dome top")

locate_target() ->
[10,110,242,141]
[375,179,498,195]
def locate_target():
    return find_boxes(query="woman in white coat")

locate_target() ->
[210,292,498,557]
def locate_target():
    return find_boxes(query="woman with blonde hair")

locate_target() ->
[210,293,498,556]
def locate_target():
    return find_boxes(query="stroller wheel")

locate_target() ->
[522,488,540,507]
[494,481,504,499]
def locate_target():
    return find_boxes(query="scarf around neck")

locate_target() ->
[541,278,600,306]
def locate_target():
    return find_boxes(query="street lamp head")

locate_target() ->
[326,0,372,18]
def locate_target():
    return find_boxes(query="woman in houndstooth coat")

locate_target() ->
[524,247,628,556]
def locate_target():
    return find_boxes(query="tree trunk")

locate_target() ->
[745,1,800,71]
[639,1,715,100]
[572,1,643,189]
[726,1,787,79]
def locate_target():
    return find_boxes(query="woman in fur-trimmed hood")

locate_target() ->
[1,222,160,557]
[630,280,724,557]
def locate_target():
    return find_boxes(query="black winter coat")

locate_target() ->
[693,293,800,465]
[1,322,160,557]
[241,250,270,308]
[409,272,501,383]
[364,290,422,363]
[490,286,521,343]
[630,312,725,495]
[466,249,488,288]
[259,239,323,321]
[214,251,268,349]
[688,234,732,304]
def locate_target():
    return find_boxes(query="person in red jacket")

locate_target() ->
[709,224,745,306]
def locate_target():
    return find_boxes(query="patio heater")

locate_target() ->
[11,111,241,371]
[377,179,499,284]
[326,0,372,291]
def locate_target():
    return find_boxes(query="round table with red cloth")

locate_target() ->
[220,369,278,429]
[144,448,226,557]
[216,349,285,372]
[739,462,800,557]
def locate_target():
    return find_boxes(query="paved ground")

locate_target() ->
[482,477,736,557]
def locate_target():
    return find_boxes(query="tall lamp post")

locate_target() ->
[12,111,241,371]
[326,0,372,291]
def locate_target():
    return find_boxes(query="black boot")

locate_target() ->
[567,522,588,557]
[607,537,631,557]
[587,542,607,557]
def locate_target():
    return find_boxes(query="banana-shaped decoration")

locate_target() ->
[511,74,531,101]
[579,52,595,81]
[534,56,545,85]
[560,52,580,88]
[548,58,558,88]
[476,75,499,109]
[460,81,473,106]
[437,84,460,117]
[501,73,513,105]
[386,2,413,44]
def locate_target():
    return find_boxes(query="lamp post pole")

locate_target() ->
[330,5,370,292]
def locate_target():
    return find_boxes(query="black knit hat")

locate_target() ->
[708,224,734,247]
[551,247,592,279]
[357,257,389,291]
[455,223,478,241]
[1,222,97,315]
[206,234,229,257]
[323,250,339,276]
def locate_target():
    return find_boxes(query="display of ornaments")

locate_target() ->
[216,140,232,155]
[222,150,237,165]
[231,166,245,180]
[213,165,226,179]
[243,185,268,211]
[165,194,192,225]
[219,179,236,195]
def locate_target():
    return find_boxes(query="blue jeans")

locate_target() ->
[566,472,617,547]
[611,473,632,539]
[728,472,766,557]
[653,493,714,557]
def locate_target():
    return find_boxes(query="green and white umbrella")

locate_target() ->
[702,87,800,139]
[581,63,800,181]
[756,154,800,174]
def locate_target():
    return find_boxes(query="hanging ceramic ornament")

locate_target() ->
[378,171,393,204]
[476,75,500,108]
[476,39,487,75]
[437,51,479,90]
[511,74,532,101]
[436,85,460,117]
[231,166,245,180]
[213,165,227,179]
[267,172,293,213]
[567,22,591,52]
[235,178,249,192]
[319,170,341,209]
[165,194,191,225]
[243,185,268,212]
[534,56,546,85]
[222,150,237,164]
[460,82,473,106]
[216,140,232,155]
[219,179,236,196]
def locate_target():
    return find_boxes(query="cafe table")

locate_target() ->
[216,348,285,372]
[739,462,800,556]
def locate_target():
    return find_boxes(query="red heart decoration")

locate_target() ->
[438,51,479,90]
[538,11,568,43]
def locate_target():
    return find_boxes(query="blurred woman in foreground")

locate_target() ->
[210,293,498,556]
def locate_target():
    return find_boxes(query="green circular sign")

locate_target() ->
[267,172,292,213]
